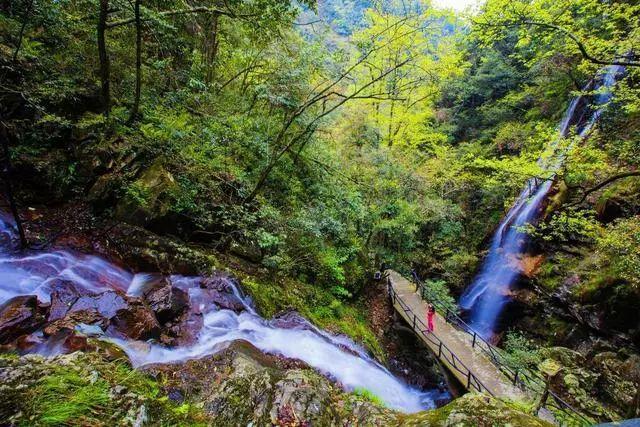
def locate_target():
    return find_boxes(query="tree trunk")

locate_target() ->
[204,13,219,84]
[12,0,34,61]
[97,0,111,117]
[0,122,27,248]
[127,0,142,124]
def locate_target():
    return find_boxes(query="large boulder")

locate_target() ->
[198,275,246,312]
[142,279,190,324]
[159,309,204,347]
[0,296,45,344]
[115,159,178,228]
[269,310,316,331]
[47,280,82,321]
[68,291,128,319]
[44,290,129,336]
[108,301,161,341]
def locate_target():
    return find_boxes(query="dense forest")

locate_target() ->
[0,0,639,425]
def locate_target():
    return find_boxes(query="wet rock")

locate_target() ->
[48,280,82,321]
[159,309,203,347]
[44,309,108,336]
[44,290,129,336]
[206,289,245,312]
[75,323,105,337]
[14,332,46,352]
[145,341,396,426]
[108,301,161,340]
[197,276,246,312]
[62,331,94,353]
[270,310,315,331]
[0,296,45,344]
[68,291,128,319]
[142,279,189,324]
[200,275,235,292]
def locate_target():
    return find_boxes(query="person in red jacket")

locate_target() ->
[427,304,435,332]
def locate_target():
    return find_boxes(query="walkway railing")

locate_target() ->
[396,272,593,426]
[387,278,495,396]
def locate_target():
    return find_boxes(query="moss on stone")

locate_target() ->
[0,350,210,426]
[398,393,553,426]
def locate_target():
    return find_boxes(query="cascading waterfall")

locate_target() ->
[0,212,445,413]
[459,65,625,339]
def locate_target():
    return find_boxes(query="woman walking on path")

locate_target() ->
[427,304,435,332]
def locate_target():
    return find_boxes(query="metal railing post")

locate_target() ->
[438,342,442,358]
[472,332,477,348]
[413,314,416,330]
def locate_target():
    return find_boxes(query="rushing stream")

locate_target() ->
[0,212,445,413]
[460,65,625,338]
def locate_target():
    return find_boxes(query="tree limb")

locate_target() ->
[474,19,639,67]
[244,58,412,203]
[520,20,639,67]
[566,171,640,207]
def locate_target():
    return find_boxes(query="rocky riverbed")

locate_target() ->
[0,203,555,425]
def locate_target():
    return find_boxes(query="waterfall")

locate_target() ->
[0,212,446,413]
[459,65,625,339]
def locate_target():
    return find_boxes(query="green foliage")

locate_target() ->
[125,181,152,208]
[331,285,353,300]
[352,387,385,407]
[503,331,543,371]
[520,209,600,244]
[596,216,640,289]
[420,279,457,314]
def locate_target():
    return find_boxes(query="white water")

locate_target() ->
[459,65,625,338]
[0,212,443,412]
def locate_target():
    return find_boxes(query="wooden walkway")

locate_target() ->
[388,270,527,400]
[387,270,594,426]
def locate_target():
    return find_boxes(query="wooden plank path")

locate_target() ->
[387,270,525,400]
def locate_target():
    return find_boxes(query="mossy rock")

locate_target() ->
[0,351,209,426]
[116,158,178,227]
[145,340,396,426]
[398,393,552,426]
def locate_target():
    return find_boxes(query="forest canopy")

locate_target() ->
[0,0,638,308]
